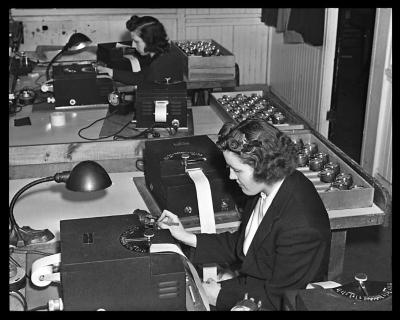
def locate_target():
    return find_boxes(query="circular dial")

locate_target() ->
[119,225,149,253]
[333,281,392,301]
[163,151,204,161]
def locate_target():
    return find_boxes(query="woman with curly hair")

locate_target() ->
[158,118,332,310]
[97,15,183,85]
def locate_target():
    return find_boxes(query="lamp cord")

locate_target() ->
[9,176,54,240]
[45,49,65,81]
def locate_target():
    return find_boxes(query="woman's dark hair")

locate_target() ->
[216,118,298,184]
[126,15,169,54]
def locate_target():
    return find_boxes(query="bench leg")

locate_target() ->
[328,230,347,282]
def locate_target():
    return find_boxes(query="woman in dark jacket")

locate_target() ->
[158,118,332,310]
[97,15,183,85]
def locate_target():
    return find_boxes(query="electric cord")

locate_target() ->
[9,102,22,115]
[9,290,49,311]
[9,290,27,311]
[9,85,44,115]
[112,125,156,140]
[28,304,48,311]
[77,109,133,141]
[9,255,21,268]
[34,74,51,87]
[10,246,54,256]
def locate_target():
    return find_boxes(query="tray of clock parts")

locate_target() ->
[172,39,235,82]
[209,90,305,131]
[287,130,374,210]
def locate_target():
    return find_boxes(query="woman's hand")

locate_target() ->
[96,65,113,77]
[202,278,221,306]
[157,210,197,247]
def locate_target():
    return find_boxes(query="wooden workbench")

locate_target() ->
[8,170,385,311]
[9,68,389,310]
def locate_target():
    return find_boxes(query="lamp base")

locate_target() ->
[9,225,55,247]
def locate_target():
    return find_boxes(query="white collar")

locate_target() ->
[260,178,285,200]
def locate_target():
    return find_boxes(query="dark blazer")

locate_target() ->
[112,43,183,85]
[192,169,332,310]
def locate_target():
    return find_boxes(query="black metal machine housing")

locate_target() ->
[143,135,241,217]
[60,213,186,311]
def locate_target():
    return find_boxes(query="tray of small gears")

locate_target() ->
[287,130,374,210]
[172,39,235,82]
[209,90,305,131]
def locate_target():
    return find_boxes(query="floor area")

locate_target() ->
[341,220,392,284]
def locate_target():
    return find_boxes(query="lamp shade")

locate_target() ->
[64,32,92,51]
[65,161,112,192]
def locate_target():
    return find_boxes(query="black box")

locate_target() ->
[60,214,186,311]
[143,135,241,217]
[53,64,113,108]
[97,41,137,70]
[135,81,187,128]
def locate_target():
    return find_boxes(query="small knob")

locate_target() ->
[184,206,192,215]
[144,229,155,241]
[355,273,368,284]
[355,273,369,297]
[171,119,180,129]
[181,153,189,169]
[165,77,171,84]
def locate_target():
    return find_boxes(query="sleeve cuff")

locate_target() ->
[215,277,246,310]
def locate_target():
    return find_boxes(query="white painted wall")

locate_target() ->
[269,30,323,129]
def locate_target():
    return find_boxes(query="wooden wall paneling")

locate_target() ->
[233,25,252,85]
[269,29,323,129]
[185,26,198,40]
[197,9,211,15]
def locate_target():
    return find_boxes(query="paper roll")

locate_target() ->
[154,101,168,122]
[186,169,218,282]
[31,253,61,287]
[50,112,66,127]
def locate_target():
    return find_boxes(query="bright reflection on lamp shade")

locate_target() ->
[65,161,112,192]
[65,33,92,51]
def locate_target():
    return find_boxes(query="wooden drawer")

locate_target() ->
[172,40,235,82]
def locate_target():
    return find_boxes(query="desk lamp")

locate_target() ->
[9,160,112,247]
[45,32,92,80]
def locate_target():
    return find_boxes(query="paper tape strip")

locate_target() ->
[123,54,141,73]
[155,101,168,122]
[150,243,210,311]
[186,169,218,282]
